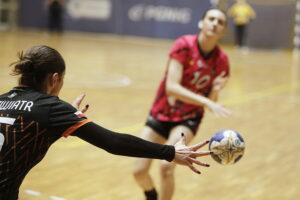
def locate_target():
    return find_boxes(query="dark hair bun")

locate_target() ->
[10,45,65,92]
[15,56,35,74]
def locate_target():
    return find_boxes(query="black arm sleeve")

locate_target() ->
[72,122,175,162]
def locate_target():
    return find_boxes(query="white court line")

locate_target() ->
[24,189,41,196]
[24,189,67,200]
[50,196,67,200]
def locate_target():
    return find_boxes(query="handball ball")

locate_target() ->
[209,130,245,165]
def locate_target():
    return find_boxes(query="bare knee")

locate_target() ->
[160,161,175,178]
[133,166,148,178]
[133,160,150,178]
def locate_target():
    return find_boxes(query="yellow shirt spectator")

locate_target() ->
[228,0,256,25]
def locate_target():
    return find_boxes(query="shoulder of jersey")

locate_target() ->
[176,34,197,49]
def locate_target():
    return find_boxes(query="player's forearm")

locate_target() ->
[73,122,175,161]
[166,83,212,107]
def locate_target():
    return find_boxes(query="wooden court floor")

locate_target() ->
[0,29,299,200]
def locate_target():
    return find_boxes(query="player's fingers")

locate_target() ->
[219,112,228,118]
[72,93,85,108]
[214,110,221,118]
[186,161,201,174]
[223,107,232,114]
[220,108,233,118]
[188,157,210,167]
[75,93,85,103]
[189,140,209,151]
[81,104,89,113]
[215,107,232,118]
[190,151,212,157]
[176,151,194,155]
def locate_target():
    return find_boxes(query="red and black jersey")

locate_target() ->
[0,87,89,199]
[150,34,230,122]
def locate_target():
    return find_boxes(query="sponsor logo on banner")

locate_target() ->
[128,4,192,24]
[67,0,112,20]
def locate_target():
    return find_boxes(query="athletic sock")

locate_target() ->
[144,188,158,200]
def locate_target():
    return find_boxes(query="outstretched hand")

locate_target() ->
[172,133,211,174]
[72,93,89,113]
[206,101,232,118]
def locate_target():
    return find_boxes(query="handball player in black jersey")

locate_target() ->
[0,46,212,200]
[133,9,232,200]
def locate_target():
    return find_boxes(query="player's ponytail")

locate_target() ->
[10,45,65,92]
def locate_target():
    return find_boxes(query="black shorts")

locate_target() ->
[145,115,203,139]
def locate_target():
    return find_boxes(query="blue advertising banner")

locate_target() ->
[19,0,47,28]
[116,0,211,38]
[19,0,211,38]
[19,0,297,48]
[64,0,117,33]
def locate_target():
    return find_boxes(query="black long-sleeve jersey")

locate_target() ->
[0,87,175,200]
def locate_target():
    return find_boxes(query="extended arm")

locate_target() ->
[73,122,175,161]
[71,94,212,174]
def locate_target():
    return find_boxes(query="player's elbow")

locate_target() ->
[165,83,177,96]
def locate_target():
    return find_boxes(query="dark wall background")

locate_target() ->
[222,0,296,49]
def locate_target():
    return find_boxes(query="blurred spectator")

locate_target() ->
[228,0,256,48]
[47,0,64,32]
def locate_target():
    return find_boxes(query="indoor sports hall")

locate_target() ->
[0,0,299,199]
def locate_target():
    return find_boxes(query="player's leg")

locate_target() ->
[236,25,244,47]
[240,25,246,47]
[133,125,165,200]
[159,125,194,200]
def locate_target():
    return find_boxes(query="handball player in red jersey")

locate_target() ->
[133,8,232,200]
[0,46,213,200]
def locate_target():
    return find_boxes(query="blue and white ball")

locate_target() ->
[209,130,245,165]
